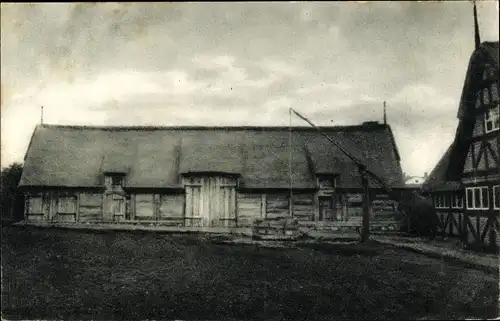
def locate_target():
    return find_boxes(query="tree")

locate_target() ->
[1,162,24,223]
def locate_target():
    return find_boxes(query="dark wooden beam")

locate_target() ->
[360,168,370,243]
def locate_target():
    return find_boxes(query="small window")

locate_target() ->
[466,189,473,209]
[485,104,500,133]
[481,187,489,209]
[474,188,481,208]
[451,195,463,209]
[435,195,448,209]
[318,175,336,190]
[494,185,499,210]
[458,195,463,208]
[483,88,490,106]
[491,83,499,102]
[475,95,481,109]
[466,186,490,210]
[444,195,450,207]
[112,176,123,187]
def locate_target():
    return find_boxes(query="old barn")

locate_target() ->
[422,10,499,252]
[19,122,404,232]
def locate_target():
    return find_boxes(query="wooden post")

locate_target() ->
[261,193,267,219]
[131,194,136,221]
[24,193,29,222]
[360,167,370,243]
[76,193,80,223]
[154,194,160,221]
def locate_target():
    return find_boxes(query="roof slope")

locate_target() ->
[457,41,499,119]
[425,41,499,192]
[421,143,461,192]
[19,123,404,189]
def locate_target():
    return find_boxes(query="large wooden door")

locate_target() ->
[184,176,237,227]
[112,194,125,221]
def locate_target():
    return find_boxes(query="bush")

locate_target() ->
[1,163,24,222]
[397,191,439,238]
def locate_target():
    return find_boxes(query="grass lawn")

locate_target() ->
[1,226,498,320]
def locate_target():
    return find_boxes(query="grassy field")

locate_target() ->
[1,226,498,320]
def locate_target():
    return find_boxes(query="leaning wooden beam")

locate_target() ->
[290,108,393,193]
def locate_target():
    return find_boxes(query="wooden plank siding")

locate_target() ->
[54,192,77,222]
[21,186,405,231]
[292,193,315,221]
[159,194,184,225]
[78,193,103,222]
[237,193,263,227]
[25,193,45,221]
[266,193,290,219]
[183,176,237,228]
[135,194,155,219]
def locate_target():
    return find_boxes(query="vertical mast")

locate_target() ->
[383,101,387,125]
[473,0,481,49]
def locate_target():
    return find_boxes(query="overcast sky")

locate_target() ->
[1,2,499,176]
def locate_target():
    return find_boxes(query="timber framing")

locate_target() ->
[423,41,500,253]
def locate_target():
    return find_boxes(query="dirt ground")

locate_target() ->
[1,226,498,320]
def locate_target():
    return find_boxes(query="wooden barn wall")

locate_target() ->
[127,192,185,222]
[237,192,264,226]
[134,193,155,219]
[25,192,48,221]
[266,193,290,219]
[345,193,363,222]
[22,187,409,228]
[185,185,202,227]
[79,192,103,221]
[292,193,315,221]
[45,193,73,222]
[159,193,184,220]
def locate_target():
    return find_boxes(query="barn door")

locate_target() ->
[112,194,125,221]
[211,176,237,227]
[184,175,237,227]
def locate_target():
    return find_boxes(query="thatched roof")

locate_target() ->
[19,123,404,189]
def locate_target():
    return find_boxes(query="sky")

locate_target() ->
[1,2,499,177]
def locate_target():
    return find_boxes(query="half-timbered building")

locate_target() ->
[423,7,499,251]
[19,122,404,232]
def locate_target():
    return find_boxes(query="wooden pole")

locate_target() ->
[289,108,293,217]
[361,167,370,243]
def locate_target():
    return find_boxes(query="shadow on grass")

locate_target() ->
[295,241,382,257]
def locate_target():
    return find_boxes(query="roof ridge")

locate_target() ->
[39,123,390,132]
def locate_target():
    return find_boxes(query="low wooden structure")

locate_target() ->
[19,123,405,234]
